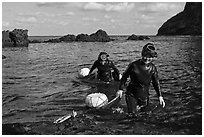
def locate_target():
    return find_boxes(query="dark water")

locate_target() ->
[2,36,202,134]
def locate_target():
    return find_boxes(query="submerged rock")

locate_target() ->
[157,2,202,35]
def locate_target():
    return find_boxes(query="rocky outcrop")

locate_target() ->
[45,29,111,43]
[127,34,150,40]
[157,2,202,35]
[2,29,29,47]
[59,34,76,42]
[89,29,111,42]
[75,29,111,42]
[75,34,90,42]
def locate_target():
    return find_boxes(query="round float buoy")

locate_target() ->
[78,68,90,78]
[85,93,108,108]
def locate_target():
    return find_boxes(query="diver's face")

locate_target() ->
[142,56,153,64]
[100,54,107,61]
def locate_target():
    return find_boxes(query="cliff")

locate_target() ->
[2,29,29,47]
[157,2,202,35]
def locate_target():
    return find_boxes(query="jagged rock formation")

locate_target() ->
[44,34,76,43]
[59,34,76,42]
[75,29,111,42]
[157,2,202,35]
[2,29,29,47]
[127,34,150,40]
[75,34,90,42]
[89,29,111,42]
[45,29,111,43]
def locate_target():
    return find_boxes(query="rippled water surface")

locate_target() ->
[2,36,202,134]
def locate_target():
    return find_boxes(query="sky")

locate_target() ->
[2,2,186,36]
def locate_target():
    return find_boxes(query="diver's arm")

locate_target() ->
[119,63,132,90]
[152,66,161,97]
[89,61,98,74]
[152,66,165,107]
[116,63,132,98]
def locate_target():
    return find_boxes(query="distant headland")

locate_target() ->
[157,2,202,36]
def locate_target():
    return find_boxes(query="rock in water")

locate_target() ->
[2,29,29,47]
[44,29,111,43]
[89,29,111,42]
[127,34,150,40]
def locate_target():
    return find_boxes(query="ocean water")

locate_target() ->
[2,36,202,134]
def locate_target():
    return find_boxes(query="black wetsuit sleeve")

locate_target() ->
[119,63,132,90]
[110,61,120,75]
[89,61,98,74]
[152,66,162,97]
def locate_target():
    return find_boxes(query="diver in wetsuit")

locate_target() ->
[116,43,165,115]
[88,52,120,82]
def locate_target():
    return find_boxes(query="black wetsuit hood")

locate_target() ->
[141,43,157,58]
[98,52,109,61]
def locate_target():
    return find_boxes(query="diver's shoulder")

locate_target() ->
[131,59,141,64]
[128,60,140,68]
[94,60,101,64]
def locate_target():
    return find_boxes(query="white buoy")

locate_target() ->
[78,68,90,78]
[85,93,108,108]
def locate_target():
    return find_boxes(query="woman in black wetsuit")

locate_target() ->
[88,52,120,82]
[116,43,165,115]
